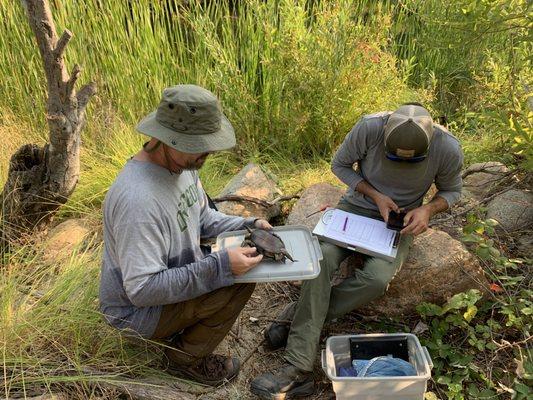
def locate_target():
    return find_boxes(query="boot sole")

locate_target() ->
[250,381,315,399]
[166,360,240,387]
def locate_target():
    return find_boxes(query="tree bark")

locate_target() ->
[1,0,96,248]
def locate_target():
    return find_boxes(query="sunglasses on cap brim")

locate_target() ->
[386,152,427,163]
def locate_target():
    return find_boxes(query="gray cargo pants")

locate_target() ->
[284,200,413,371]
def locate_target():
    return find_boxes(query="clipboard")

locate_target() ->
[313,208,399,262]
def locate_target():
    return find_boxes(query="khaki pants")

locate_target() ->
[284,201,413,371]
[152,283,255,365]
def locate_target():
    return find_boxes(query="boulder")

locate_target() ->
[287,183,488,315]
[287,183,345,231]
[356,228,488,316]
[515,232,533,258]
[44,219,91,260]
[215,163,282,220]
[462,162,508,200]
[486,189,533,232]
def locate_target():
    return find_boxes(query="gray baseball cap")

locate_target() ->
[384,104,433,159]
[136,84,236,154]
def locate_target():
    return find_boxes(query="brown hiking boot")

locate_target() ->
[164,354,241,386]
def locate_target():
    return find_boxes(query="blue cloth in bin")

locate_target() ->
[338,366,357,377]
[337,356,417,377]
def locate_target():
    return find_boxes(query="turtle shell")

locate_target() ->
[241,227,295,263]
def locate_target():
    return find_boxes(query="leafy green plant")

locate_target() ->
[416,213,532,399]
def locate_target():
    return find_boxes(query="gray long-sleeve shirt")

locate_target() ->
[332,112,463,210]
[99,159,255,338]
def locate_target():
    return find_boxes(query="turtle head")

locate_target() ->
[282,249,295,262]
[244,225,253,240]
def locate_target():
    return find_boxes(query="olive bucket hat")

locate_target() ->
[136,84,236,154]
[384,104,433,162]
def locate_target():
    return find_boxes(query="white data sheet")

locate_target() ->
[323,209,396,256]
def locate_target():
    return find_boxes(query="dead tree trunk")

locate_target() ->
[1,0,96,247]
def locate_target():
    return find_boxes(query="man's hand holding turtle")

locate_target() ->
[254,219,273,230]
[228,247,263,276]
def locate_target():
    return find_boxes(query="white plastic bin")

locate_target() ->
[321,333,433,400]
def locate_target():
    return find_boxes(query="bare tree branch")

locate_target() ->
[77,82,97,110]
[53,29,72,60]
[66,63,81,99]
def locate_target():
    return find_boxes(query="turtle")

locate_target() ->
[241,227,296,263]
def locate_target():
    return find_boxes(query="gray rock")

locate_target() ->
[287,183,345,231]
[216,163,281,220]
[352,229,488,316]
[44,219,91,261]
[463,161,508,200]
[515,232,533,258]
[486,189,533,232]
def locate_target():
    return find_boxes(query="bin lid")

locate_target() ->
[213,225,322,283]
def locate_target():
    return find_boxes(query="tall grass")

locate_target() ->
[1,0,427,214]
[0,0,417,157]
[1,238,165,398]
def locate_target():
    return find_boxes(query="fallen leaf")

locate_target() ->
[515,357,525,378]
[490,283,504,293]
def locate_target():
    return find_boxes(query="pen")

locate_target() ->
[342,216,348,232]
[392,232,401,248]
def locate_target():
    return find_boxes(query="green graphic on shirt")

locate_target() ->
[176,183,200,231]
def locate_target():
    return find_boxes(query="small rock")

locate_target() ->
[486,189,533,232]
[412,321,429,335]
[44,219,90,261]
[287,183,345,231]
[216,163,281,220]
[515,232,533,258]
[462,162,508,200]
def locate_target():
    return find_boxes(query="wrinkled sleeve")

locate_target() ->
[197,177,256,238]
[434,143,464,208]
[115,220,234,308]
[331,119,372,189]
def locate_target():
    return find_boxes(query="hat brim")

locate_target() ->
[136,111,236,154]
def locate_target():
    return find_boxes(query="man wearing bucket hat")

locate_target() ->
[100,84,272,386]
[251,103,463,398]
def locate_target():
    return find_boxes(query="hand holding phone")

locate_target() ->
[387,210,406,231]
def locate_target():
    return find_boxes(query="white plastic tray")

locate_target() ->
[213,225,322,283]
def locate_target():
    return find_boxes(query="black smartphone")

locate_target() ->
[387,210,406,231]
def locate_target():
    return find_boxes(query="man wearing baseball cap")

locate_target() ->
[251,103,463,398]
[99,84,271,386]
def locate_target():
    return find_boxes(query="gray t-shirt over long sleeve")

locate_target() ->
[332,112,463,210]
[99,159,255,338]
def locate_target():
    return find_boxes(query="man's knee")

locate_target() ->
[234,283,256,299]
[365,273,393,295]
